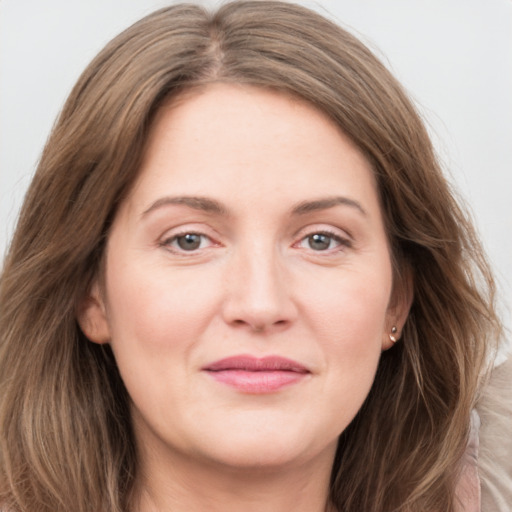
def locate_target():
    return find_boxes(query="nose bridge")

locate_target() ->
[222,237,296,330]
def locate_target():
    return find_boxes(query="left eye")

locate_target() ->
[167,233,211,251]
[298,232,344,251]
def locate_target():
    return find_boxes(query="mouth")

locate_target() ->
[202,355,310,393]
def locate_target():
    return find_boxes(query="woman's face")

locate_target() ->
[80,84,409,472]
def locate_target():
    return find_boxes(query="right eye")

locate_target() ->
[163,232,213,252]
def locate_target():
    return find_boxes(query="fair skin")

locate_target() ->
[79,84,410,512]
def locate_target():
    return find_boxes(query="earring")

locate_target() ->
[389,326,398,344]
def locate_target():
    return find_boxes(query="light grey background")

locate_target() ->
[1,0,511,345]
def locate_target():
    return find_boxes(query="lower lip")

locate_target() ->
[205,370,308,393]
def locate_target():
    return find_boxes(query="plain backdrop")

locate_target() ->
[1,0,511,343]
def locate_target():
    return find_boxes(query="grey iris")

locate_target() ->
[308,233,331,250]
[177,234,202,250]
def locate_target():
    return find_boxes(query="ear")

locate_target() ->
[77,281,111,344]
[382,267,414,351]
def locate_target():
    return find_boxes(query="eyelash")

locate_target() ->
[160,231,216,254]
[295,229,352,252]
[159,228,352,255]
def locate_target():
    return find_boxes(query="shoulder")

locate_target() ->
[477,357,512,511]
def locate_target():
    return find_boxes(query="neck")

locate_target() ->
[131,439,336,512]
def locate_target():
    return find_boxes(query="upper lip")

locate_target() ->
[202,355,310,373]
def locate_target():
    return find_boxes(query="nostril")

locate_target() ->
[231,319,263,331]
[229,318,288,333]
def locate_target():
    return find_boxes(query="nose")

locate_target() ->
[221,244,298,333]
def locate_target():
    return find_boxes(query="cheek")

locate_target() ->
[300,266,391,415]
[102,261,224,427]
[303,265,392,348]
[320,292,386,386]
[103,257,223,360]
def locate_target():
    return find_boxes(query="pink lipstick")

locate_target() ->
[202,355,310,393]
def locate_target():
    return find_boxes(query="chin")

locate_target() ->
[202,439,314,471]
[190,416,339,472]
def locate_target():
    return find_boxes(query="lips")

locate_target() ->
[202,355,310,393]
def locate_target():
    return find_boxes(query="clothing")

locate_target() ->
[478,357,512,511]
[455,356,512,512]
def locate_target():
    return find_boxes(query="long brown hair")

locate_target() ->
[0,2,501,511]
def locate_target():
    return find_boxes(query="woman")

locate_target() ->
[0,2,503,511]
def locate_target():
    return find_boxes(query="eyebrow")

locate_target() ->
[142,196,229,217]
[141,194,366,218]
[291,196,367,216]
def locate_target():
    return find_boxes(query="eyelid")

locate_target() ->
[294,223,353,241]
[158,225,221,255]
[167,233,211,250]
[156,223,353,255]
[293,225,353,251]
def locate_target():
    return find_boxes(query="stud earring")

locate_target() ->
[389,326,398,344]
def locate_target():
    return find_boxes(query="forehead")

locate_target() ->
[124,83,380,219]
